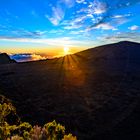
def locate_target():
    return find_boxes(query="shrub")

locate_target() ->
[0,96,77,140]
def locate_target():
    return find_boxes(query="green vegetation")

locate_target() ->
[0,95,77,140]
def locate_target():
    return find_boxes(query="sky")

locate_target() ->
[0,0,140,61]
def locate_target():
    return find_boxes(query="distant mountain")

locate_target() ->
[0,53,16,64]
[0,41,140,140]
[75,40,140,60]
[75,40,140,74]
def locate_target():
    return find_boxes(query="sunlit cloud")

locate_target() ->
[10,53,47,62]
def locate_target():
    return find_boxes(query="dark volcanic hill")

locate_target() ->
[0,53,16,64]
[0,41,140,140]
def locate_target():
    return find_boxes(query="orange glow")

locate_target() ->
[1,45,87,59]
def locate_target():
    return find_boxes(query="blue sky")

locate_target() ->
[0,0,140,61]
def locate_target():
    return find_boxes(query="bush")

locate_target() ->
[0,96,77,140]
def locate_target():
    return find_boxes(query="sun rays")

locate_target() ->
[51,54,86,87]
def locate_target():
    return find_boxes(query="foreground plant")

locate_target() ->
[0,95,77,140]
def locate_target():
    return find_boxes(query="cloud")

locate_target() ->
[128,25,139,31]
[115,0,140,9]
[2,28,47,39]
[88,0,107,14]
[62,15,87,25]
[69,30,85,35]
[111,14,132,19]
[76,0,107,15]
[91,23,117,30]
[76,0,87,4]
[88,13,129,31]
[73,0,111,31]
[10,53,47,62]
[64,24,82,30]
[72,15,87,24]
[86,0,138,31]
[46,0,106,27]
[46,6,65,26]
[61,15,87,30]
[62,0,75,8]
[48,29,64,34]
[0,36,93,47]
[45,0,75,26]
[98,32,140,43]
[110,17,129,27]
[60,15,87,31]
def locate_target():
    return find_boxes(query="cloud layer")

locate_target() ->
[10,53,47,62]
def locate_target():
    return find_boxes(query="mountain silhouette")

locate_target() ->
[0,53,16,64]
[0,41,140,140]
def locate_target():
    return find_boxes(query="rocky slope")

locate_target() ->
[0,53,16,64]
[0,41,140,140]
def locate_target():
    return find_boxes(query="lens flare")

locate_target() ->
[64,46,70,55]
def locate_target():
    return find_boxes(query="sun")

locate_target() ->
[64,46,70,55]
